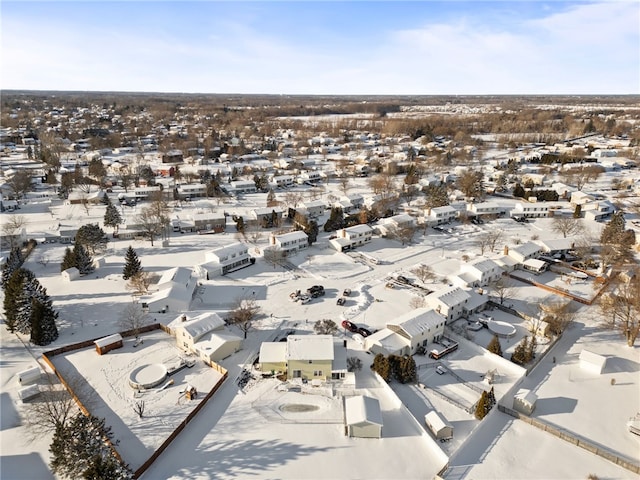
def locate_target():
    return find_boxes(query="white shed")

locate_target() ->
[18,385,41,402]
[513,389,538,415]
[345,395,383,438]
[579,350,607,374]
[61,267,80,282]
[424,410,453,440]
[17,366,42,386]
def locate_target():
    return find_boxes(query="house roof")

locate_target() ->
[157,267,192,288]
[274,231,308,242]
[259,342,287,364]
[195,331,242,355]
[345,224,373,234]
[464,258,500,275]
[365,329,410,354]
[425,410,450,432]
[388,308,443,337]
[509,242,541,259]
[173,312,225,342]
[287,335,334,361]
[429,286,471,307]
[523,258,547,270]
[345,395,383,427]
[206,242,248,261]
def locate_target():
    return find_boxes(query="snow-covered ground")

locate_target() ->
[1,180,639,479]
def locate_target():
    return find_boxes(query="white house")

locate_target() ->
[512,201,549,219]
[425,286,471,323]
[228,180,257,195]
[269,174,294,188]
[269,230,308,256]
[506,242,542,264]
[176,183,207,199]
[466,201,501,218]
[426,205,457,225]
[376,214,415,237]
[140,267,196,313]
[299,200,326,218]
[298,171,323,184]
[197,242,252,278]
[329,224,374,252]
[365,308,445,356]
[169,311,225,351]
[345,395,383,438]
[251,206,285,226]
[454,258,502,288]
[582,201,615,222]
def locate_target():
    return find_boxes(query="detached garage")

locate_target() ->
[425,410,453,440]
[345,395,383,438]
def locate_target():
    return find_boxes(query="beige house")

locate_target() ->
[170,312,225,352]
[259,335,347,381]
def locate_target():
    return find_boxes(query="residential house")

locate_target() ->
[269,174,294,189]
[174,212,226,233]
[298,171,323,184]
[376,214,415,237]
[466,201,501,218]
[170,312,225,351]
[426,206,457,225]
[259,335,348,381]
[299,200,326,218]
[365,308,445,356]
[453,258,502,288]
[269,230,308,256]
[228,180,257,195]
[176,183,207,199]
[583,201,615,222]
[329,224,374,252]
[251,206,285,227]
[425,286,471,323]
[139,267,196,313]
[512,202,549,219]
[197,242,252,278]
[506,242,542,264]
[162,149,184,163]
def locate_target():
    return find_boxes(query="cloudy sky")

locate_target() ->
[1,1,638,95]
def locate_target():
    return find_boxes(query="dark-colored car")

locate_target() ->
[307,285,325,297]
[343,288,352,297]
[336,297,346,306]
[357,327,372,337]
[341,320,358,333]
[397,275,411,284]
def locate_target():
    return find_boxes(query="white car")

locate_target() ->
[299,295,311,304]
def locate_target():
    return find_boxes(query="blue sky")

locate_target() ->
[1,1,638,94]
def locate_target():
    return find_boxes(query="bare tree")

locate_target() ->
[132,400,145,418]
[119,303,150,337]
[539,297,577,336]
[126,271,152,295]
[477,230,503,255]
[412,264,436,284]
[390,225,417,245]
[1,215,26,249]
[490,276,515,305]
[22,373,89,443]
[313,319,338,335]
[226,296,261,338]
[347,356,362,372]
[598,269,640,346]
[263,247,285,270]
[552,216,584,238]
[409,297,427,309]
[7,170,33,200]
[283,191,304,209]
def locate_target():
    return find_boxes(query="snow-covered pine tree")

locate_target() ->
[1,247,24,290]
[12,269,38,334]
[3,268,33,332]
[49,413,132,480]
[103,202,123,233]
[60,247,76,272]
[30,297,58,346]
[73,243,95,275]
[122,246,142,280]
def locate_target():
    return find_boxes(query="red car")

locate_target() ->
[341,320,358,333]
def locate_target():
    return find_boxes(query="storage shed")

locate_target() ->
[94,333,123,355]
[513,389,538,415]
[344,395,383,438]
[424,410,453,440]
[17,366,42,386]
[61,267,80,282]
[18,385,41,402]
[579,349,607,375]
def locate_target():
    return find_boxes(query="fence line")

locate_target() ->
[498,404,640,474]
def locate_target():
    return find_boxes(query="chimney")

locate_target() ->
[504,246,509,255]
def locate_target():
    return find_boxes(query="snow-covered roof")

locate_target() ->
[171,312,224,341]
[523,258,547,270]
[514,389,538,406]
[157,267,192,288]
[345,395,383,427]
[206,242,248,261]
[366,329,409,353]
[345,224,373,234]
[287,335,334,361]
[259,342,287,364]
[425,410,450,432]
[195,331,242,354]
[274,230,308,242]
[429,286,470,307]
[94,333,122,348]
[534,238,575,253]
[464,258,500,274]
[509,242,541,259]
[388,308,443,337]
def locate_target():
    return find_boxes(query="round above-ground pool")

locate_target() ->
[129,364,168,389]
[488,319,517,338]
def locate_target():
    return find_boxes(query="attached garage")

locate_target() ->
[345,395,383,438]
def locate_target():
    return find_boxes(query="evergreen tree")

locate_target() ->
[49,414,132,480]
[399,355,417,383]
[513,183,526,198]
[3,268,33,332]
[103,202,122,233]
[511,336,529,365]
[75,224,107,255]
[323,206,345,232]
[74,244,95,275]
[12,269,38,334]
[1,247,24,290]
[60,247,76,272]
[371,353,391,382]
[122,246,142,280]
[475,390,489,419]
[487,335,503,357]
[305,220,319,245]
[29,297,58,346]
[573,204,582,219]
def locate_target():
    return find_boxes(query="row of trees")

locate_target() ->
[371,353,417,384]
